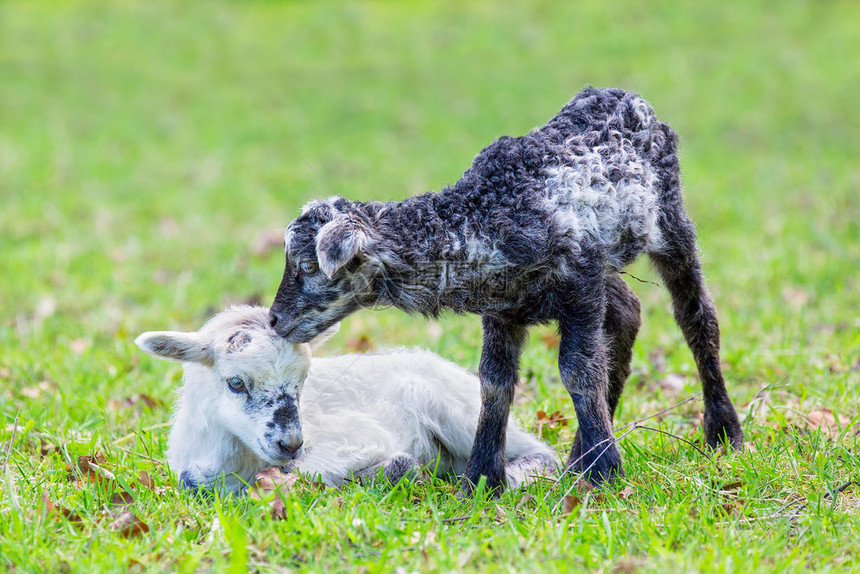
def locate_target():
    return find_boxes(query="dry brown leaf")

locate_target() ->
[132,470,171,495]
[618,486,634,500]
[250,467,299,519]
[108,394,164,412]
[516,493,535,510]
[807,409,852,433]
[41,492,82,523]
[39,437,58,458]
[561,495,582,515]
[540,332,560,349]
[138,470,156,490]
[109,512,150,538]
[73,452,116,483]
[536,410,568,428]
[494,504,507,523]
[110,491,134,507]
[345,335,373,353]
[719,480,745,493]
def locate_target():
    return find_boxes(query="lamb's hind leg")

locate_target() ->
[569,273,641,465]
[649,212,744,450]
[463,316,528,495]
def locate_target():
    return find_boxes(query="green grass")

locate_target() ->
[2,0,859,571]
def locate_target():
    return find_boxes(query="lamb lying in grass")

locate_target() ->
[136,306,558,493]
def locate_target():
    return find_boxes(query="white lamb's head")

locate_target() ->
[135,305,337,492]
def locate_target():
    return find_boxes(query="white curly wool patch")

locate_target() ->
[543,142,664,269]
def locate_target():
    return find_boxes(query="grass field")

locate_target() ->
[2,0,859,572]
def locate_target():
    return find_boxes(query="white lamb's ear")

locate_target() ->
[308,323,340,352]
[135,331,214,365]
[315,216,369,278]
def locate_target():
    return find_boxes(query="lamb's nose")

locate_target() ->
[269,309,283,329]
[277,439,303,458]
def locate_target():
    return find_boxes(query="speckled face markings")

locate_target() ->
[225,331,252,353]
[270,394,299,430]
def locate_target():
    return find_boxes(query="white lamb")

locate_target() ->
[135,306,558,493]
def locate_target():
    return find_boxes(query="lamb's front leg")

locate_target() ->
[558,278,623,486]
[463,316,527,495]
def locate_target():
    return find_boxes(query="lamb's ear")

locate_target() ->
[135,331,214,365]
[307,323,340,352]
[315,216,369,278]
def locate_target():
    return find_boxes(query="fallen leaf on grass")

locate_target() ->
[110,491,134,507]
[516,493,535,510]
[807,409,852,434]
[535,410,569,440]
[135,470,171,495]
[494,504,507,523]
[720,499,746,516]
[39,437,58,458]
[561,495,582,515]
[41,492,82,524]
[345,335,373,353]
[107,394,164,412]
[536,410,568,429]
[251,467,299,519]
[109,512,150,538]
[618,486,634,500]
[540,332,560,349]
[138,470,156,490]
[72,452,116,483]
[719,481,745,493]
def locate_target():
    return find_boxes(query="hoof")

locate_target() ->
[566,440,623,487]
[704,408,745,451]
[461,468,506,498]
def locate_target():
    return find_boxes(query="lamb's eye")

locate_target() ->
[226,377,247,395]
[299,260,319,275]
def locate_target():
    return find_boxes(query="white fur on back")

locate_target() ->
[543,139,664,269]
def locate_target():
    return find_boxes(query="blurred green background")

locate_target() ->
[1,0,859,571]
[2,0,857,409]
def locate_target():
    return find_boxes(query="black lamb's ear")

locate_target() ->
[315,216,369,278]
[135,331,214,365]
